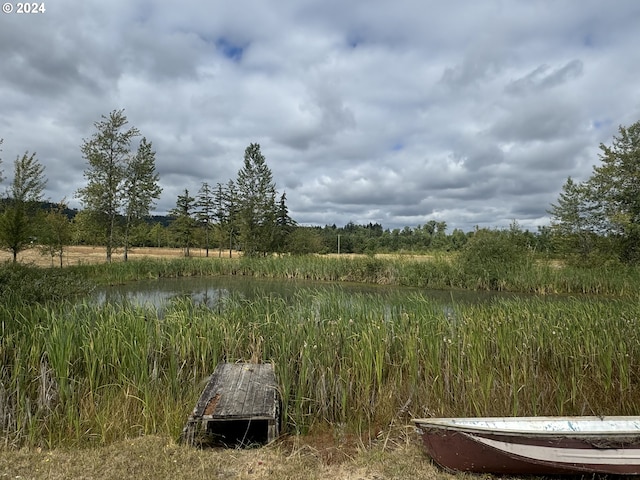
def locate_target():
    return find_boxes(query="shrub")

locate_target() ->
[457,228,532,289]
[0,263,93,304]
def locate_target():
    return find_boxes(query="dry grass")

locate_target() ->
[0,245,240,267]
[324,253,445,261]
[0,434,473,480]
[0,246,448,268]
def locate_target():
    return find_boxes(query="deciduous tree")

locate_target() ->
[122,137,162,261]
[40,200,73,267]
[76,109,140,262]
[0,151,47,262]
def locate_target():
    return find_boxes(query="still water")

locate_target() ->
[94,275,516,313]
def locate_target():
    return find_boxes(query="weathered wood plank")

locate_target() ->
[180,362,280,445]
[212,363,277,418]
[191,364,225,417]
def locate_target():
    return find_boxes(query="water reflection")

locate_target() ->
[93,275,511,313]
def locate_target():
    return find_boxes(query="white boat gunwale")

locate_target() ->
[411,416,640,437]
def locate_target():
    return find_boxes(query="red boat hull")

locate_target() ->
[414,418,640,475]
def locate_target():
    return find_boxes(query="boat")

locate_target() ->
[412,416,640,475]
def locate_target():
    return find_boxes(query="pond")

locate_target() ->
[94,275,523,313]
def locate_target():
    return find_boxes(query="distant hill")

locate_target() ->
[0,200,173,226]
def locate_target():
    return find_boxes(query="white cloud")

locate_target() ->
[1,0,639,231]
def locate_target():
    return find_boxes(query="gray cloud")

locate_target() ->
[505,60,584,96]
[1,0,639,232]
[490,97,585,143]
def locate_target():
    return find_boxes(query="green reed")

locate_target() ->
[2,286,640,448]
[63,254,640,297]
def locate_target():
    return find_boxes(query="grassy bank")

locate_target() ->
[0,433,463,480]
[68,253,640,296]
[2,285,639,449]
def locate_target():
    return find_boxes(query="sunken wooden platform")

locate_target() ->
[180,363,280,447]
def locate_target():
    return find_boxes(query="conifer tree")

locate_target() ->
[275,192,296,253]
[195,182,215,257]
[170,189,196,257]
[549,120,640,263]
[235,143,277,256]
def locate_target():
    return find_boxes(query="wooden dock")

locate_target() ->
[180,363,280,447]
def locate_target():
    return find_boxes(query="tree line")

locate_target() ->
[1,113,639,265]
[167,142,295,258]
[548,120,640,265]
[0,109,297,263]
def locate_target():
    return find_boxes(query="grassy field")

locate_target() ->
[0,245,437,267]
[2,249,639,479]
[0,245,240,267]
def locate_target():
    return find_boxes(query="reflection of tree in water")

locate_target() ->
[190,287,232,313]
[93,275,513,318]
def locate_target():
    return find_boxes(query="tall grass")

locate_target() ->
[64,254,640,297]
[2,288,640,448]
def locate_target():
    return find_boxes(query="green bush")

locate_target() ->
[0,263,93,304]
[457,228,532,290]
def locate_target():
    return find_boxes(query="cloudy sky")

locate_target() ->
[1,1,639,232]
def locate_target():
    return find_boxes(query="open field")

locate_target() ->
[1,246,439,268]
[0,245,240,267]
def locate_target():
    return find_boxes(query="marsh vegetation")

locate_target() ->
[1,253,639,453]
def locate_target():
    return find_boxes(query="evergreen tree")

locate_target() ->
[548,176,599,260]
[274,192,296,253]
[169,189,196,256]
[235,143,278,256]
[588,121,640,263]
[213,183,226,257]
[195,182,215,257]
[549,120,640,263]
[0,138,4,183]
[216,180,238,258]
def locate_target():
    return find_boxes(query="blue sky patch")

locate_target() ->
[216,38,244,62]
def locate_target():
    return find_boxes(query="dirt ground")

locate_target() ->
[0,245,239,267]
